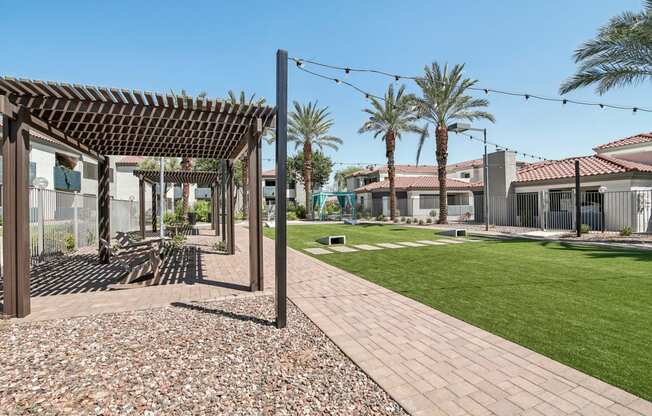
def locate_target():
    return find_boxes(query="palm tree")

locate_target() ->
[413,63,495,224]
[288,101,342,219]
[560,1,652,95]
[358,84,420,221]
[226,90,267,219]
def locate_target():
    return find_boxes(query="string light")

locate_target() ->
[289,56,652,114]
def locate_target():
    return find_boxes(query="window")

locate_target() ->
[83,162,98,180]
[419,194,436,210]
[447,194,470,206]
[460,172,471,179]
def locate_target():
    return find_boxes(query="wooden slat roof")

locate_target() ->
[0,77,275,159]
[134,169,220,185]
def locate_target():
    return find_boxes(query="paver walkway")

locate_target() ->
[281,231,651,415]
[8,225,651,415]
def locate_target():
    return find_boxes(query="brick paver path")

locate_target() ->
[11,224,652,415]
[279,230,652,415]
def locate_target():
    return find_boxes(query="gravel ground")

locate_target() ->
[0,296,406,416]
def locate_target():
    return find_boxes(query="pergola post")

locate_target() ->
[226,160,236,255]
[98,156,111,264]
[138,175,146,239]
[2,109,31,318]
[247,120,264,291]
[151,183,157,233]
[220,160,227,242]
[275,49,288,328]
[211,181,219,236]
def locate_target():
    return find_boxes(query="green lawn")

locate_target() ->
[265,223,652,401]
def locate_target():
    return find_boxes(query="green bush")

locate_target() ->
[426,217,433,224]
[580,224,590,235]
[406,218,412,224]
[400,217,405,223]
[213,240,226,252]
[418,219,425,226]
[287,211,298,220]
[295,205,307,219]
[620,226,633,236]
[376,213,385,222]
[163,211,177,226]
[235,210,245,221]
[192,200,210,222]
[64,233,75,253]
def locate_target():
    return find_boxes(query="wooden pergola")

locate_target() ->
[132,169,223,240]
[0,75,279,322]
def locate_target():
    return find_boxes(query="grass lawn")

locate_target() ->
[265,223,652,401]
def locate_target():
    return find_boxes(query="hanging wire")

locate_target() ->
[291,62,551,162]
[290,57,652,113]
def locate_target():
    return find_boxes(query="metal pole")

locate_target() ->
[275,49,288,329]
[575,160,581,237]
[159,157,165,238]
[483,129,489,231]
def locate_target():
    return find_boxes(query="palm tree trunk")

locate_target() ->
[436,125,448,224]
[181,157,191,217]
[303,142,313,220]
[386,131,397,221]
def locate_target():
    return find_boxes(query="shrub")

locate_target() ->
[400,217,405,223]
[393,218,399,223]
[167,234,186,251]
[192,200,210,222]
[406,218,412,224]
[376,213,385,222]
[213,240,226,252]
[235,210,245,221]
[412,218,418,224]
[418,219,425,226]
[295,205,307,219]
[287,211,298,220]
[426,217,433,224]
[63,233,75,253]
[163,211,177,226]
[580,224,590,235]
[620,226,633,236]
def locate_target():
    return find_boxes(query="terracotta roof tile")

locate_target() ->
[355,176,482,193]
[117,156,146,165]
[594,132,652,150]
[346,164,436,177]
[515,155,652,183]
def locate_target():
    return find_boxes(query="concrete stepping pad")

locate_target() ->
[304,247,333,255]
[396,241,427,247]
[439,239,466,244]
[353,244,383,251]
[416,240,447,246]
[376,243,406,249]
[329,246,359,253]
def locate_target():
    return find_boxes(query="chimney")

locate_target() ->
[487,150,517,197]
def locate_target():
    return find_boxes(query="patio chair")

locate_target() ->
[100,232,165,286]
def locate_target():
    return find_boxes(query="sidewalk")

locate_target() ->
[283,233,651,415]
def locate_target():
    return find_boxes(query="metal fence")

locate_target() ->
[24,188,140,260]
[470,190,652,233]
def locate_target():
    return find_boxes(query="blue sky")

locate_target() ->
[2,1,651,173]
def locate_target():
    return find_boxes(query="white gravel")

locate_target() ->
[0,296,406,415]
